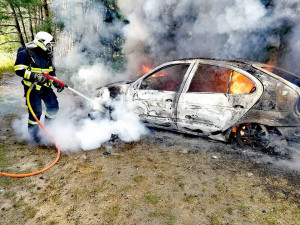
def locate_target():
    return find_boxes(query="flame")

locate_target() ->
[142,65,152,74]
[232,126,237,132]
[229,71,255,94]
[266,50,278,67]
[262,66,274,73]
[142,65,167,78]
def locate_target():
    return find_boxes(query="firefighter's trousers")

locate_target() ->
[24,85,59,141]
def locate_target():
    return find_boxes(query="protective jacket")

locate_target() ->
[14,46,56,90]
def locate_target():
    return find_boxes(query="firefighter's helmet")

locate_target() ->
[33,31,55,53]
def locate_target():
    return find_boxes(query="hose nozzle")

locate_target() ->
[43,72,67,88]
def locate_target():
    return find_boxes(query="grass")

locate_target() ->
[156,173,164,179]
[122,184,133,191]
[178,182,185,189]
[133,175,145,182]
[209,215,223,225]
[0,54,15,76]
[149,210,177,225]
[1,125,300,225]
[145,194,160,204]
[0,144,10,168]
[103,204,120,224]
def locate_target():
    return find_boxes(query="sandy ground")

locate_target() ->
[0,73,300,225]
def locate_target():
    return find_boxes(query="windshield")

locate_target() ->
[259,66,300,87]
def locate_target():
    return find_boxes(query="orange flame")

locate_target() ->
[229,71,255,94]
[142,65,152,74]
[142,65,167,78]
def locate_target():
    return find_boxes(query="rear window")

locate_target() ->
[260,66,300,87]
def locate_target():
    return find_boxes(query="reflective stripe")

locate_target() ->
[23,80,53,90]
[23,80,32,87]
[36,42,46,51]
[23,80,41,90]
[28,119,38,125]
[15,65,53,73]
[45,112,55,119]
[16,63,54,89]
[24,70,31,80]
[31,67,53,73]
[46,80,54,87]
[35,84,42,90]
[14,64,28,71]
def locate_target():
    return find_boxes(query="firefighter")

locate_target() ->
[14,31,64,143]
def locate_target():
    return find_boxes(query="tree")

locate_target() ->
[40,0,48,18]
[0,0,55,51]
[6,0,25,47]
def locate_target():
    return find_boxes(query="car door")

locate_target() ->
[128,62,194,128]
[176,62,263,134]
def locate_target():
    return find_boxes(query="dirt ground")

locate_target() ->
[0,73,300,225]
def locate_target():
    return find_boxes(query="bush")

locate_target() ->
[0,53,15,77]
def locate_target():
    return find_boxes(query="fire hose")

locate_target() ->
[0,73,93,178]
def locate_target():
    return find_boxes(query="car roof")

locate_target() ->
[174,57,261,66]
[172,58,299,90]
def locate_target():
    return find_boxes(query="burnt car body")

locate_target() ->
[98,59,300,150]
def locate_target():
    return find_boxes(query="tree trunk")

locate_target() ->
[7,1,25,47]
[28,7,34,40]
[17,6,28,43]
[34,6,38,29]
[40,5,43,22]
[41,0,49,18]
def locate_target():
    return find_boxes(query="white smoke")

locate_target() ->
[46,98,148,152]
[118,0,300,75]
[51,0,300,83]
[12,91,148,152]
[51,0,126,92]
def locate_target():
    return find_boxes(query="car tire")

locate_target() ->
[236,123,270,151]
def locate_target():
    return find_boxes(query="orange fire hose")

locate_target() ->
[0,83,60,178]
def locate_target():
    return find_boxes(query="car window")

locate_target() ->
[140,64,190,91]
[260,66,300,87]
[229,71,256,94]
[188,64,231,93]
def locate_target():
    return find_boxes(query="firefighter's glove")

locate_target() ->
[34,73,49,84]
[53,81,64,93]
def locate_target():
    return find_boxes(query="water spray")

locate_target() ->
[43,73,94,103]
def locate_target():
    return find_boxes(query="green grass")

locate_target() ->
[145,194,160,204]
[0,144,9,168]
[149,210,177,225]
[122,184,133,191]
[133,175,145,182]
[0,54,15,76]
[103,204,120,224]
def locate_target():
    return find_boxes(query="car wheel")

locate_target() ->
[236,123,270,151]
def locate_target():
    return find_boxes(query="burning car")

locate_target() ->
[96,59,300,151]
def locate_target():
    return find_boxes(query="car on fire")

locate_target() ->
[96,59,300,151]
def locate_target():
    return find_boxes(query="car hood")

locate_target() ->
[98,80,134,98]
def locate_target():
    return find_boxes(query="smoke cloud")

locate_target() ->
[119,0,300,75]
[13,92,148,152]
